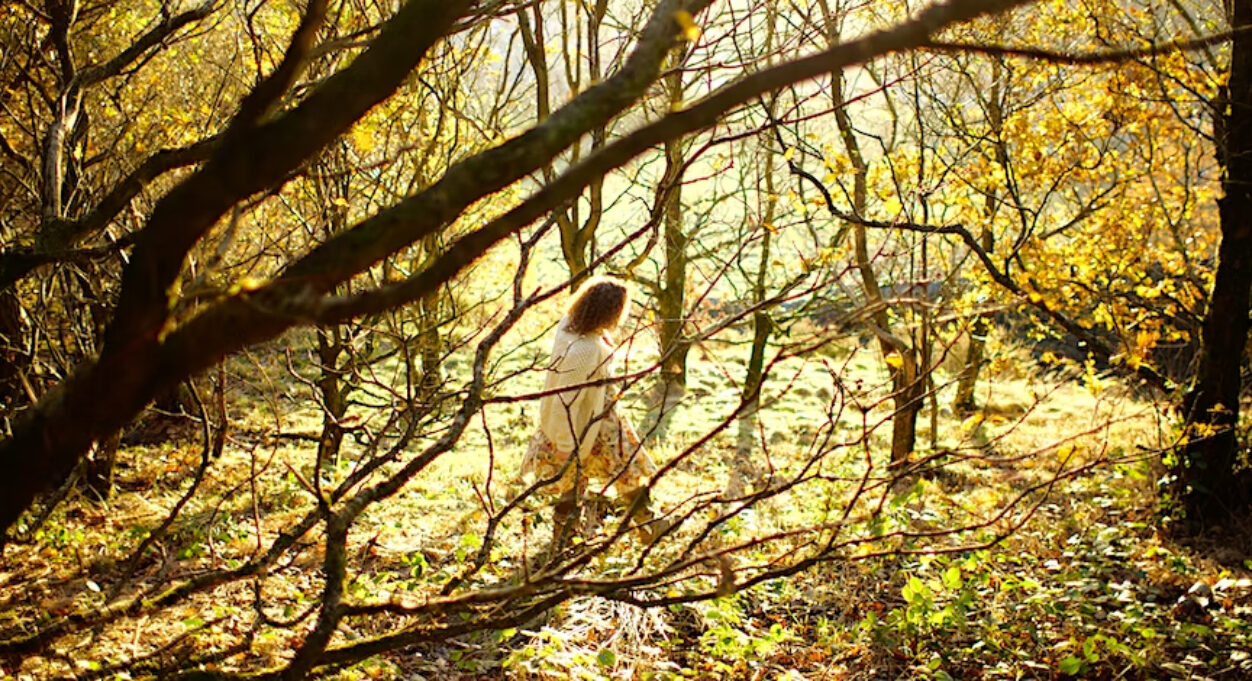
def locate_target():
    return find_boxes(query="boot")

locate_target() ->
[553,491,581,538]
[616,486,654,523]
[617,486,672,543]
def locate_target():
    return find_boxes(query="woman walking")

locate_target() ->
[522,277,660,533]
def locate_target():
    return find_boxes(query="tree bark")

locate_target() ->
[1177,0,1252,524]
[649,50,692,439]
[0,289,28,414]
[316,327,348,472]
[732,143,778,496]
[657,132,691,392]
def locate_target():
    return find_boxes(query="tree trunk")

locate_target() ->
[825,12,919,465]
[0,289,29,416]
[954,228,994,414]
[730,309,772,495]
[889,349,925,464]
[1176,0,1252,525]
[731,135,779,496]
[414,291,444,404]
[657,130,690,393]
[520,1,607,286]
[648,52,691,440]
[954,54,1004,414]
[316,326,347,472]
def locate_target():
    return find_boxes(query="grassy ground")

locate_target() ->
[2,328,1251,680]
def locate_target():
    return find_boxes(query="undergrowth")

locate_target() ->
[2,335,1250,680]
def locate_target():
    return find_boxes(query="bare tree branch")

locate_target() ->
[924,25,1251,65]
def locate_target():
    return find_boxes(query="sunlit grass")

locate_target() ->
[4,325,1235,681]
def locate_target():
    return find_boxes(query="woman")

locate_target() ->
[522,277,659,529]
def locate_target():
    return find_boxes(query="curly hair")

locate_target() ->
[563,277,629,336]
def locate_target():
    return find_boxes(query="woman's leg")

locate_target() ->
[586,410,665,535]
[524,430,586,531]
[523,430,583,496]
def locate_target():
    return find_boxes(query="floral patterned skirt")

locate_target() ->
[521,407,659,497]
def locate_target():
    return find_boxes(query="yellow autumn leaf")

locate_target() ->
[1134,329,1160,350]
[229,277,266,295]
[1056,443,1078,462]
[960,413,984,433]
[674,10,701,42]
[1083,370,1106,395]
[350,125,376,153]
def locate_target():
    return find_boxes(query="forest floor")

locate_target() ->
[3,331,1252,680]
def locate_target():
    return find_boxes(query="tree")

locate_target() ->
[1177,0,1252,524]
[0,0,515,531]
[815,0,928,465]
[518,0,615,284]
[644,45,696,437]
[0,0,221,412]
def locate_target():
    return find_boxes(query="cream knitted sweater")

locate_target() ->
[537,320,615,458]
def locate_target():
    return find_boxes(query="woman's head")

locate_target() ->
[564,277,630,335]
